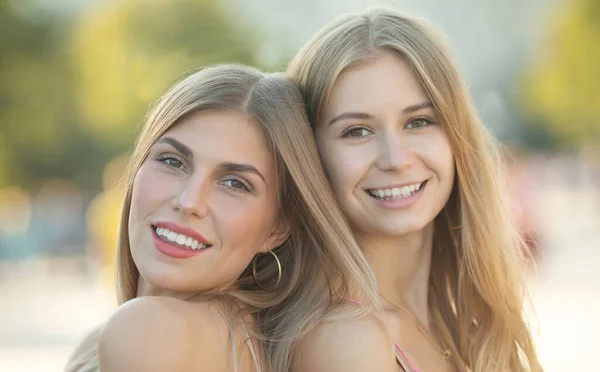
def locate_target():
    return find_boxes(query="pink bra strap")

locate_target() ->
[394,343,419,372]
[345,299,419,372]
[345,298,362,306]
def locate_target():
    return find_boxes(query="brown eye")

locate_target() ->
[342,127,371,138]
[221,177,251,192]
[406,118,433,129]
[159,156,185,170]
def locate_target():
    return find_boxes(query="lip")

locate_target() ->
[152,221,211,245]
[151,227,209,259]
[364,180,427,210]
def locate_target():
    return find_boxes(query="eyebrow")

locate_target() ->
[403,101,434,114]
[157,137,193,158]
[217,162,266,184]
[328,112,373,126]
[327,101,434,126]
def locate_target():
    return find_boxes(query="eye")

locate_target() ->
[221,177,251,192]
[406,117,434,129]
[341,126,372,139]
[158,155,186,171]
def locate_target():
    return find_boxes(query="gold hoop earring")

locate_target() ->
[252,250,282,290]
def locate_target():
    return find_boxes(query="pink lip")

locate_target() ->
[150,221,212,259]
[151,228,208,259]
[366,181,427,210]
[153,221,211,245]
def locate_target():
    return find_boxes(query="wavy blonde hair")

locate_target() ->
[66,64,379,372]
[287,8,542,372]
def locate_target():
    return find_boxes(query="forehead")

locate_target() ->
[163,109,274,170]
[325,51,429,118]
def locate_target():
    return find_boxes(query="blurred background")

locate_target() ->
[0,0,598,370]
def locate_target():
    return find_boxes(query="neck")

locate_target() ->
[359,222,434,327]
[136,277,196,301]
[135,276,234,302]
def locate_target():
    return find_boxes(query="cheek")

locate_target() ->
[130,165,177,223]
[437,136,455,180]
[414,132,454,178]
[213,195,276,248]
[317,138,367,194]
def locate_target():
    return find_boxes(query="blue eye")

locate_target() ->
[221,177,251,192]
[406,118,434,129]
[342,126,371,139]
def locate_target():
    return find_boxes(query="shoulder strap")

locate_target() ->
[347,298,418,371]
[394,343,418,372]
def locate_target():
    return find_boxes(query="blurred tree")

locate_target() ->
[71,0,258,149]
[0,0,79,189]
[521,0,600,148]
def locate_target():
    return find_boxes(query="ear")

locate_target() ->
[259,218,291,253]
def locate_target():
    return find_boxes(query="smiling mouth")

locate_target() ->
[152,225,212,250]
[365,181,426,201]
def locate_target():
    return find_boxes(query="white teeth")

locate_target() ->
[154,226,208,250]
[368,182,423,200]
[400,186,411,197]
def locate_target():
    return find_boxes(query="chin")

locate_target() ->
[381,227,421,237]
[380,218,431,237]
[138,263,200,294]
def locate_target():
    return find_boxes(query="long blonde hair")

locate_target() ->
[287,8,542,372]
[66,64,379,372]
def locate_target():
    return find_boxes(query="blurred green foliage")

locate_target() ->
[522,0,600,149]
[0,0,259,192]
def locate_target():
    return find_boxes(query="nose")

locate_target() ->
[375,130,415,172]
[171,175,209,219]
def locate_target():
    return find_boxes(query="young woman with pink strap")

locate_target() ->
[288,8,543,372]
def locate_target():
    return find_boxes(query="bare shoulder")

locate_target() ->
[292,312,397,372]
[98,296,230,372]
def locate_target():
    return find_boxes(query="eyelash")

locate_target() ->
[157,154,186,171]
[406,116,436,129]
[340,116,437,138]
[340,126,372,139]
[220,176,252,193]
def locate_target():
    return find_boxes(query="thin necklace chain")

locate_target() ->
[380,292,451,359]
